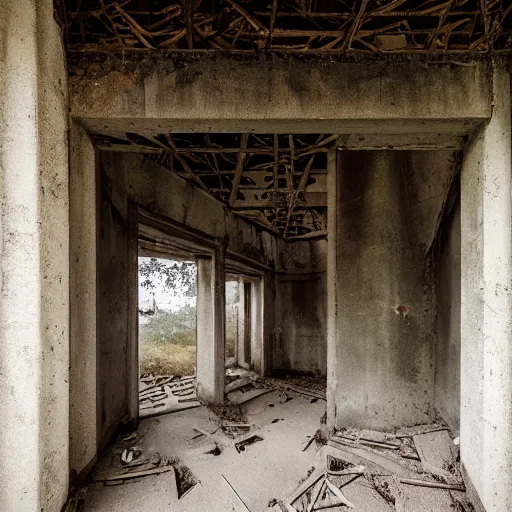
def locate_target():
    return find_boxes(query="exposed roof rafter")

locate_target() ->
[58,0,512,54]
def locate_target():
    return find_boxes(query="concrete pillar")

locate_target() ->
[196,247,225,403]
[326,145,339,429]
[0,1,69,511]
[236,278,250,368]
[329,149,436,430]
[250,278,265,374]
[460,63,512,511]
[69,121,98,480]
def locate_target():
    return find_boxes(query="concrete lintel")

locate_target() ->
[339,133,466,150]
[82,118,482,139]
[70,58,491,128]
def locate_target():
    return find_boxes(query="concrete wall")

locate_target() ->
[331,150,456,429]
[101,152,281,269]
[435,202,461,431]
[69,121,98,478]
[0,2,69,512]
[97,164,129,449]
[274,240,327,374]
[460,65,512,512]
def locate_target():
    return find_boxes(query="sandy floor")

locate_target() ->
[83,389,327,511]
[81,382,467,512]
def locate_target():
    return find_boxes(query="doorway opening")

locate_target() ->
[138,256,198,415]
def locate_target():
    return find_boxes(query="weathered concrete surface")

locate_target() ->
[435,202,461,431]
[98,152,279,403]
[460,65,512,511]
[331,150,455,429]
[196,253,225,402]
[81,392,327,512]
[275,240,327,374]
[0,2,69,511]
[101,152,280,269]
[97,165,129,449]
[69,121,98,479]
[69,57,490,135]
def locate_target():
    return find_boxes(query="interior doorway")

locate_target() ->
[138,256,197,378]
[138,256,199,417]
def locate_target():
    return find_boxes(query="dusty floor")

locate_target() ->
[83,389,326,511]
[81,375,469,512]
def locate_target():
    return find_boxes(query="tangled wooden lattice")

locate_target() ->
[56,0,512,53]
[94,132,330,238]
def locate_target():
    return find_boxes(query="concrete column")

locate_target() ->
[330,149,436,429]
[0,1,69,511]
[460,63,512,511]
[69,121,97,480]
[326,145,339,429]
[196,247,225,403]
[236,278,249,368]
[250,278,264,374]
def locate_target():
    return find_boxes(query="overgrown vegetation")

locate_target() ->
[140,305,196,376]
[139,256,197,377]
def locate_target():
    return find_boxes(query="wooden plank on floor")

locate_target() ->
[227,387,272,405]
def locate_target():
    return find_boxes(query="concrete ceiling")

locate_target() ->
[56,0,512,55]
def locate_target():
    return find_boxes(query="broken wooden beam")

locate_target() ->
[399,478,465,492]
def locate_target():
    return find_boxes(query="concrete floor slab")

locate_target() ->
[82,390,326,511]
[81,383,465,512]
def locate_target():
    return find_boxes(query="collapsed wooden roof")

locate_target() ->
[61,1,510,239]
[95,132,331,239]
[56,0,511,54]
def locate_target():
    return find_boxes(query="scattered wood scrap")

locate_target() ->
[139,400,202,418]
[400,478,466,492]
[326,439,417,477]
[222,475,252,511]
[174,462,197,499]
[235,434,264,453]
[282,463,364,511]
[395,423,449,438]
[227,387,272,405]
[413,430,459,481]
[225,374,257,393]
[94,464,174,483]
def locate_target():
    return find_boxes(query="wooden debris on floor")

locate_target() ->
[225,374,258,393]
[281,455,364,511]
[412,430,460,481]
[139,374,201,418]
[224,369,327,404]
[93,454,175,484]
[221,421,252,437]
[174,461,198,499]
[222,475,252,511]
[279,423,472,511]
[395,423,449,438]
[235,433,264,453]
[227,386,272,405]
